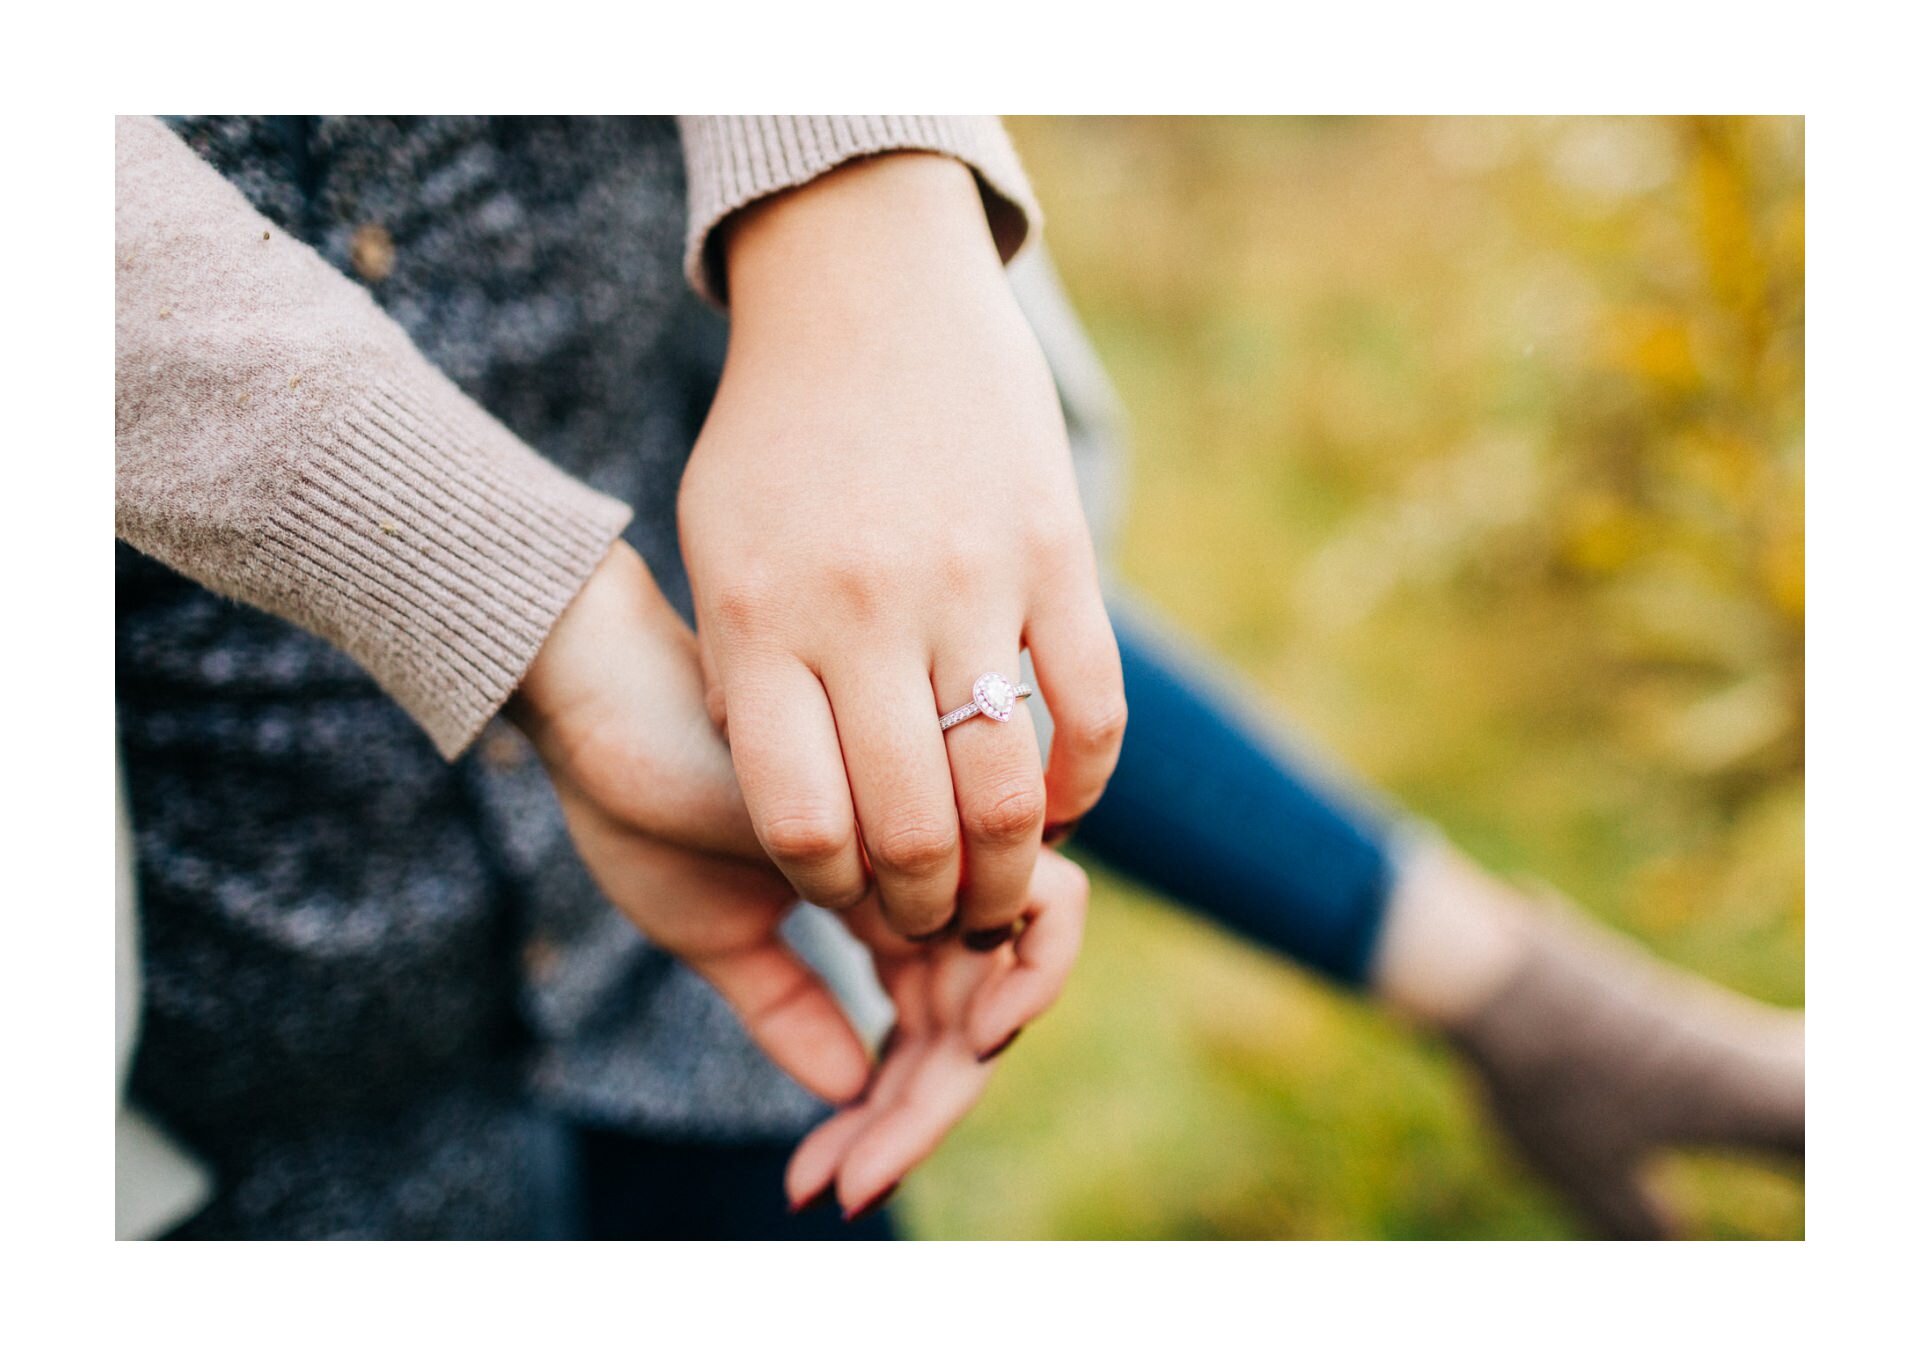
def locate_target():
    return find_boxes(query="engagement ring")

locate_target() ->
[940,672,1033,732]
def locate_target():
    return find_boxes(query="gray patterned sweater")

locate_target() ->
[116,115,1039,1237]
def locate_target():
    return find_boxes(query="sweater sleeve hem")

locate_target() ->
[235,369,633,759]
[677,115,1041,308]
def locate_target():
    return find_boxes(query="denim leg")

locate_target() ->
[1074,604,1397,986]
[568,1126,897,1240]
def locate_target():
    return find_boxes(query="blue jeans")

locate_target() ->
[1074,604,1398,986]
[568,1126,895,1240]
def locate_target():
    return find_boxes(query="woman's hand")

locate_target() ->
[679,151,1126,944]
[511,542,1091,1153]
[784,850,1090,1220]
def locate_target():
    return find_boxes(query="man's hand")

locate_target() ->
[511,542,869,1102]
[547,777,875,1104]
[680,152,1127,944]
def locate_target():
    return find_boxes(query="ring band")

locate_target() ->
[940,672,1034,732]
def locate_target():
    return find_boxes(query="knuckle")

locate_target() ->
[1064,695,1129,760]
[964,781,1046,847]
[820,556,884,618]
[712,576,779,632]
[760,810,852,869]
[1026,518,1092,580]
[869,816,960,878]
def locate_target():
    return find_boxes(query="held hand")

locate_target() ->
[511,543,1091,1159]
[680,152,1126,944]
[785,850,1090,1219]
[512,542,869,1102]
[511,541,761,861]
[545,781,874,1104]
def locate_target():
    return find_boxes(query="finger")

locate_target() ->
[821,948,1001,1213]
[934,654,1046,944]
[785,1104,871,1213]
[722,659,870,910]
[785,961,937,1210]
[1025,578,1127,833]
[822,659,964,939]
[784,1022,932,1211]
[832,1035,995,1212]
[834,891,931,964]
[691,939,872,1106]
[964,851,1089,1057]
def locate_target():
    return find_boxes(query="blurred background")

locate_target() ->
[904,116,1804,1239]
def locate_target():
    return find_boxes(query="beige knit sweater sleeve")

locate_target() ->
[117,116,1040,759]
[115,116,635,758]
[677,116,1040,305]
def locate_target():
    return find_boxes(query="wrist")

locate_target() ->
[722,152,1011,334]
[508,541,671,752]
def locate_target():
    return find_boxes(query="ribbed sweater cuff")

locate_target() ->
[677,115,1041,307]
[238,371,633,759]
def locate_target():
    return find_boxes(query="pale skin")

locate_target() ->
[510,542,1088,1216]
[679,151,1128,943]
[508,151,1118,1208]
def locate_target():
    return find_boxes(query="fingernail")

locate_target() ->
[843,1181,899,1224]
[1043,818,1082,847]
[977,1027,1023,1063]
[962,924,1015,952]
[788,1184,834,1216]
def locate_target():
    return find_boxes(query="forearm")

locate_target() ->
[115,116,631,757]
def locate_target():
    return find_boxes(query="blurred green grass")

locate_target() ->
[904,117,1804,1239]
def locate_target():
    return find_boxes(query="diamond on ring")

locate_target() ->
[939,672,1033,733]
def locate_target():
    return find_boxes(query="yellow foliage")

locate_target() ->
[1762,522,1806,622]
[910,117,1804,1242]
[1561,492,1646,575]
[1605,307,1700,390]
